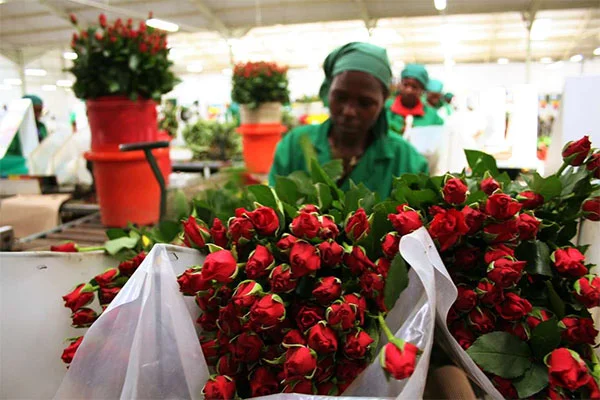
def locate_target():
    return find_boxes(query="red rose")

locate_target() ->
[295,304,325,331]
[487,258,525,288]
[454,286,477,312]
[249,293,285,329]
[485,193,522,220]
[301,204,320,213]
[517,191,544,209]
[336,357,367,382]
[61,336,83,364]
[517,213,540,240]
[284,346,318,380]
[231,280,262,310]
[202,375,237,400]
[118,251,145,276]
[343,329,374,359]
[443,177,469,204]
[283,379,313,394]
[587,152,600,179]
[381,232,400,259]
[197,312,218,331]
[381,341,419,380]
[200,336,220,363]
[94,268,119,288]
[548,348,591,391]
[99,286,121,305]
[446,307,460,324]
[216,354,240,377]
[317,381,338,396]
[326,302,356,330]
[195,286,231,312]
[476,280,505,307]
[374,257,391,277]
[449,321,475,350]
[484,244,515,264]
[276,234,298,254]
[269,264,297,293]
[388,205,423,236]
[484,219,519,243]
[587,379,600,400]
[228,217,254,244]
[312,276,342,305]
[468,307,495,333]
[492,376,518,399]
[562,136,591,166]
[343,293,366,325]
[62,283,94,312]
[218,303,242,336]
[345,208,371,242]
[290,211,321,239]
[317,241,344,267]
[248,206,279,236]
[307,322,338,353]
[319,215,340,240]
[250,366,280,397]
[178,267,208,295]
[498,319,529,341]
[51,241,78,252]
[553,247,587,277]
[344,245,375,275]
[182,216,210,249]
[69,13,77,24]
[289,241,321,277]
[461,205,486,235]
[245,245,274,279]
[232,331,263,362]
[210,218,228,248]
[283,329,306,346]
[98,13,107,27]
[202,250,238,284]
[481,177,500,195]
[454,246,480,270]
[495,292,532,321]
[574,276,600,308]
[315,356,335,383]
[71,308,98,328]
[428,208,469,251]
[559,316,599,345]
[359,271,385,299]
[526,308,553,329]
[582,197,600,221]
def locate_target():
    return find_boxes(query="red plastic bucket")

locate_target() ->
[85,148,171,227]
[86,96,158,152]
[237,123,287,174]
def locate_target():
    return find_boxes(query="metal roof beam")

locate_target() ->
[561,8,594,59]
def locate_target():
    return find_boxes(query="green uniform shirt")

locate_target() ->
[385,98,444,136]
[0,122,47,175]
[268,119,429,199]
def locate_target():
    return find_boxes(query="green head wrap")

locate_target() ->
[401,64,429,88]
[444,92,454,102]
[319,42,392,135]
[426,79,444,93]
[23,94,43,106]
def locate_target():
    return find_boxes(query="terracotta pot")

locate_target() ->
[237,123,287,173]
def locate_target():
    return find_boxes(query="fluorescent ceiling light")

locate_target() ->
[42,84,57,91]
[146,18,179,33]
[63,51,78,60]
[540,57,553,64]
[531,19,552,41]
[25,68,47,76]
[434,0,447,11]
[497,57,509,65]
[56,79,74,87]
[570,54,583,63]
[186,63,204,73]
[594,47,600,56]
[4,78,22,85]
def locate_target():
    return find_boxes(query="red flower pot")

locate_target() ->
[237,123,287,174]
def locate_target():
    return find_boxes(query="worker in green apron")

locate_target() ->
[425,79,453,121]
[268,42,428,199]
[385,64,444,135]
[0,94,48,175]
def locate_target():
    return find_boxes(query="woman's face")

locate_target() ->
[328,71,385,138]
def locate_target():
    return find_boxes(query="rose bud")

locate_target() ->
[283,346,318,380]
[269,264,297,293]
[483,219,519,244]
[296,304,325,331]
[209,218,228,248]
[552,247,587,277]
[586,379,600,400]
[388,205,423,236]
[343,293,367,325]
[118,251,146,276]
[562,135,591,166]
[381,341,419,380]
[317,240,344,267]
[319,215,340,240]
[201,250,239,284]
[344,245,375,275]
[547,348,591,391]
[307,321,338,353]
[71,308,98,328]
[359,271,385,300]
[428,208,469,251]
[94,268,119,288]
[476,280,505,307]
[454,246,480,270]
[586,152,600,179]
[449,320,475,350]
[312,276,342,305]
[517,191,544,209]
[526,308,553,329]
[98,286,120,305]
[336,357,367,383]
[461,205,486,236]
[248,206,279,236]
[249,366,280,397]
[326,301,357,330]
[442,177,469,205]
[468,307,496,334]
[454,286,477,313]
[487,258,526,288]
[181,216,210,249]
[495,292,532,321]
[517,213,541,241]
[227,216,254,245]
[498,319,530,341]
[197,312,218,331]
[574,275,600,308]
[484,244,515,264]
[200,336,220,363]
[202,375,237,400]
[559,316,599,345]
[231,280,263,310]
[343,329,374,359]
[317,381,339,396]
[178,267,208,295]
[62,283,95,312]
[61,336,83,364]
[69,13,78,24]
[231,332,263,362]
[283,379,314,394]
[249,293,286,329]
[381,232,400,259]
[481,177,500,195]
[217,303,242,336]
[245,245,275,279]
[345,208,371,242]
[301,204,320,213]
[374,257,391,277]
[446,307,460,324]
[582,197,600,222]
[290,211,321,239]
[485,193,522,220]
[98,13,107,27]
[276,234,298,254]
[289,241,321,278]
[51,241,78,252]
[315,356,335,383]
[283,329,307,347]
[492,376,518,399]
[216,354,240,377]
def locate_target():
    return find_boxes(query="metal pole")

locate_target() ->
[16,50,26,96]
[526,24,532,84]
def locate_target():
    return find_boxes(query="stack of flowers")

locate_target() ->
[231,61,290,110]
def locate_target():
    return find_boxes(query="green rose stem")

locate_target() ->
[377,313,405,347]
[556,162,568,176]
[78,246,105,252]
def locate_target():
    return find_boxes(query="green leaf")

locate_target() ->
[557,221,578,243]
[108,80,120,93]
[466,332,532,378]
[383,254,409,310]
[344,183,372,216]
[465,149,500,177]
[515,240,552,277]
[128,54,140,71]
[316,183,333,210]
[321,159,343,182]
[529,318,561,360]
[104,236,139,255]
[366,320,381,361]
[275,176,299,205]
[155,220,181,243]
[248,185,278,210]
[560,167,589,197]
[288,171,316,199]
[524,173,562,201]
[358,192,378,214]
[545,281,566,319]
[299,134,318,173]
[513,364,548,398]
[173,189,190,220]
[466,190,487,205]
[106,228,127,240]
